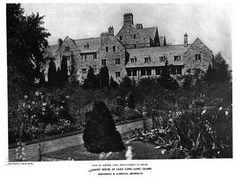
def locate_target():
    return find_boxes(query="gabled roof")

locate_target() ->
[74,37,101,53]
[98,35,125,52]
[126,44,192,68]
[185,37,213,54]
[137,27,156,39]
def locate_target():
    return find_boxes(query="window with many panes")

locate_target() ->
[141,69,145,76]
[134,44,136,48]
[93,53,97,59]
[159,56,166,63]
[156,68,161,75]
[130,58,137,63]
[177,67,182,74]
[113,46,116,52]
[65,47,70,52]
[133,69,137,76]
[102,59,106,66]
[171,67,176,75]
[134,34,136,39]
[195,54,201,61]
[174,56,181,61]
[116,72,120,77]
[144,57,151,63]
[147,69,151,76]
[115,58,120,65]
[127,69,131,76]
[106,47,108,52]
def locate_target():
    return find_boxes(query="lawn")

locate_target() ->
[43,132,170,160]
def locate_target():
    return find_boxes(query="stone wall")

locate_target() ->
[98,35,127,82]
[116,24,150,49]
[183,38,212,74]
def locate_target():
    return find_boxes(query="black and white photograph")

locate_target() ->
[1,0,235,177]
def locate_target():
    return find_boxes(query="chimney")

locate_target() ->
[108,26,114,36]
[101,32,108,45]
[123,13,133,26]
[136,23,143,29]
[184,33,188,47]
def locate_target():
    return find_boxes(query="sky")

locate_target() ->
[22,3,232,65]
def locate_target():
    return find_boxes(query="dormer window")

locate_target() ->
[144,57,151,63]
[84,43,89,49]
[130,58,137,63]
[174,56,181,61]
[159,56,166,63]
[65,47,70,52]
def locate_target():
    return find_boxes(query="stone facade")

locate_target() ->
[45,12,213,83]
[97,35,127,81]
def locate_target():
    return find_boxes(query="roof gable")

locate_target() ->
[98,35,125,52]
[137,27,156,39]
[74,37,101,53]
[185,38,212,54]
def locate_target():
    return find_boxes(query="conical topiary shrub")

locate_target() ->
[83,101,125,153]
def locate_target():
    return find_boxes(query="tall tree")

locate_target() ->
[163,36,167,46]
[7,3,50,86]
[60,57,68,85]
[83,66,96,89]
[110,77,118,89]
[47,60,57,86]
[154,27,160,47]
[99,66,109,88]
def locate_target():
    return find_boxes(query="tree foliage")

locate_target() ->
[99,66,110,88]
[7,3,50,86]
[83,66,96,89]
[205,53,230,83]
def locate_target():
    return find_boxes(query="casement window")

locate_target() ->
[93,53,97,59]
[101,59,106,66]
[82,68,87,74]
[116,72,120,77]
[134,44,136,48]
[174,56,181,61]
[65,47,70,52]
[113,46,116,52]
[133,69,137,76]
[127,69,131,76]
[156,68,161,75]
[144,57,151,63]
[195,54,201,61]
[106,47,108,52]
[141,69,146,76]
[147,69,152,76]
[84,43,89,49]
[177,66,182,74]
[171,67,177,75]
[115,58,120,65]
[130,58,137,63]
[159,56,166,63]
[120,36,122,40]
[134,34,136,39]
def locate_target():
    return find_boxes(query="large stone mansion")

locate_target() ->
[44,13,213,82]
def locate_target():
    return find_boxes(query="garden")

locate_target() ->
[7,4,232,160]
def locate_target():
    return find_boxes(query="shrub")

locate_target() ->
[83,101,125,153]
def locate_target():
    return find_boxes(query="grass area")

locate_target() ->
[43,132,170,160]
